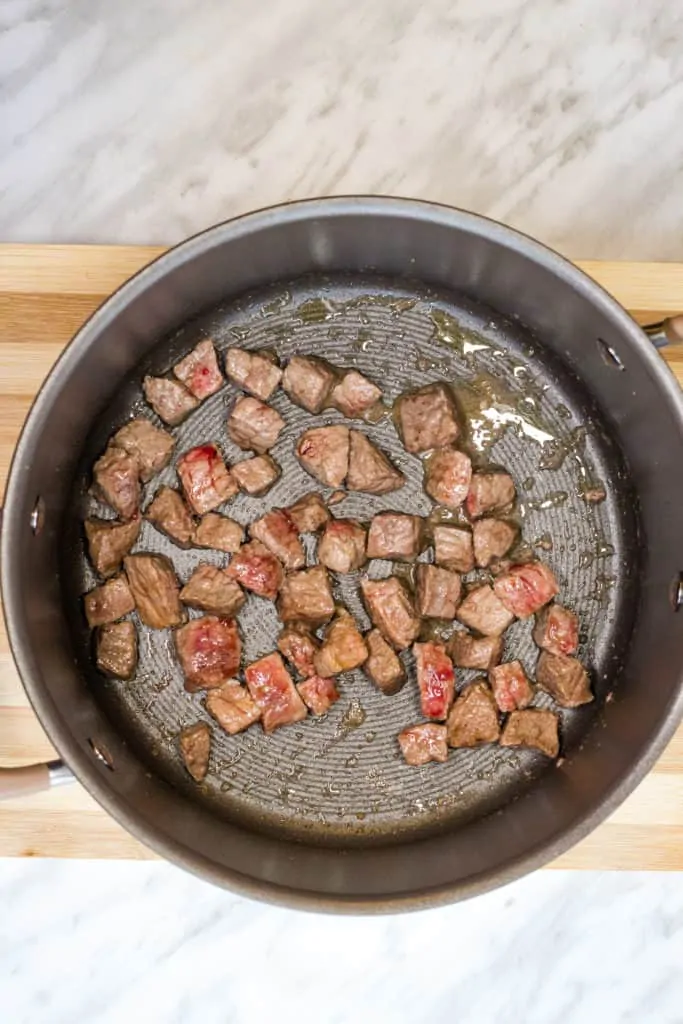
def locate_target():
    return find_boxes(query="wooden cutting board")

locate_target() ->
[2,244,683,868]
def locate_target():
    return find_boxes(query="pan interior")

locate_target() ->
[62,273,638,846]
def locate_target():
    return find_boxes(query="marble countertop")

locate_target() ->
[2,1,683,1021]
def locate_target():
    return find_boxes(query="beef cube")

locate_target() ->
[416,564,461,619]
[278,566,335,627]
[282,355,336,413]
[297,676,340,715]
[536,651,593,707]
[363,628,406,694]
[314,611,369,676]
[225,348,282,401]
[177,444,237,515]
[433,524,474,573]
[366,513,422,561]
[360,577,420,650]
[231,454,281,496]
[396,383,460,453]
[446,681,500,748]
[287,492,330,533]
[226,541,284,599]
[277,624,320,678]
[143,375,199,426]
[244,652,308,732]
[346,430,404,495]
[501,709,560,759]
[414,641,456,720]
[533,603,579,656]
[146,487,195,548]
[489,660,533,712]
[173,339,223,400]
[493,561,559,618]
[465,471,516,519]
[95,621,138,679]
[249,509,305,570]
[175,616,241,691]
[193,513,244,553]
[84,574,135,627]
[92,446,140,520]
[112,418,175,482]
[296,425,350,488]
[456,585,515,636]
[179,722,211,782]
[424,448,472,509]
[180,564,245,616]
[473,518,518,568]
[448,631,503,671]
[227,396,285,452]
[205,680,261,735]
[318,519,367,573]
[85,516,140,578]
[331,370,381,419]
[124,553,184,629]
[398,723,448,766]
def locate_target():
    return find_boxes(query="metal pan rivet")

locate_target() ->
[87,739,115,770]
[670,575,683,612]
[29,496,45,535]
[597,339,625,371]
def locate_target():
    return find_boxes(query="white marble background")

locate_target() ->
[3,1,683,1021]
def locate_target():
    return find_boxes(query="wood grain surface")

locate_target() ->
[1,244,683,867]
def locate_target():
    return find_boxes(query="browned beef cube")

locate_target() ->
[416,564,461,619]
[473,518,518,568]
[277,624,320,678]
[225,348,282,401]
[493,561,559,618]
[296,425,350,488]
[360,577,420,650]
[489,660,533,712]
[501,709,560,758]
[227,396,285,452]
[175,616,242,691]
[331,370,382,418]
[180,564,245,616]
[84,574,135,627]
[456,585,515,636]
[93,446,140,520]
[414,641,456,720]
[124,553,184,629]
[226,540,284,599]
[318,519,367,573]
[297,675,340,715]
[85,516,140,578]
[231,454,281,496]
[396,383,460,453]
[433,525,474,573]
[173,339,223,400]
[143,375,199,426]
[244,652,308,732]
[446,681,500,748]
[448,631,503,670]
[283,355,336,413]
[346,430,404,495]
[146,487,195,548]
[398,723,448,766]
[205,680,261,735]
[193,513,244,553]
[95,621,138,679]
[179,722,211,782]
[314,611,369,676]
[366,513,422,561]
[278,566,335,627]
[363,628,405,694]
[112,418,175,482]
[465,471,516,519]
[177,444,237,515]
[287,492,330,533]
[533,603,579,656]
[536,651,593,707]
[424,449,472,509]
[250,509,305,570]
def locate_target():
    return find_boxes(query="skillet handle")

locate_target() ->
[0,760,74,800]
[644,315,683,349]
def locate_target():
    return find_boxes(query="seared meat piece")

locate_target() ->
[446,681,500,748]
[146,487,195,548]
[206,680,261,735]
[493,561,559,618]
[93,446,140,520]
[179,722,211,782]
[489,660,533,712]
[398,724,448,766]
[95,621,138,679]
[231,454,281,496]
[298,675,340,715]
[433,524,474,573]
[85,516,140,578]
[501,709,560,758]
[533,603,579,656]
[396,383,460,453]
[366,512,422,561]
[227,396,286,453]
[277,624,319,678]
[244,652,308,732]
[448,631,503,671]
[112,418,175,482]
[177,444,237,515]
[416,564,461,619]
[124,553,184,629]
[331,370,381,419]
[360,577,420,650]
[180,564,245,616]
[346,430,404,495]
[282,355,336,413]
[250,509,305,570]
[194,513,244,553]
[465,471,516,519]
[278,566,335,627]
[536,651,593,707]
[456,585,515,636]
[414,641,456,720]
[287,492,330,533]
[175,616,241,691]
[225,348,282,401]
[296,425,350,488]
[473,518,518,568]
[226,541,284,599]
[143,375,199,426]
[424,449,472,509]
[314,611,369,677]
[363,628,405,694]
[173,339,223,400]
[318,519,367,573]
[84,574,135,627]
